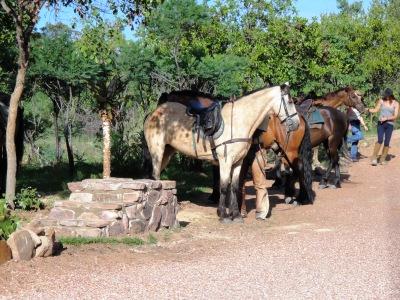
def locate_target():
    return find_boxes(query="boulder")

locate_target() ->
[7,230,36,261]
[0,241,12,264]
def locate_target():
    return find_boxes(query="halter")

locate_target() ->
[278,91,298,132]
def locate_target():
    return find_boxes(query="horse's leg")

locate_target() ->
[208,166,220,204]
[217,161,231,222]
[145,136,165,180]
[312,147,321,167]
[283,161,296,205]
[252,151,269,220]
[160,145,175,171]
[229,162,244,223]
[319,142,332,189]
[328,139,342,189]
[271,157,283,189]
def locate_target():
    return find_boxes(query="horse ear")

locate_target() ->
[280,82,290,95]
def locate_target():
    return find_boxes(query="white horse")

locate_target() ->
[144,84,300,223]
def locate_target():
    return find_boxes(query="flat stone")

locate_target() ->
[78,212,100,221]
[147,189,160,206]
[160,205,169,227]
[147,206,162,231]
[85,219,110,228]
[54,226,77,238]
[7,230,36,261]
[121,182,146,190]
[123,191,142,205]
[59,219,86,227]
[93,192,123,203]
[108,221,126,236]
[160,180,176,189]
[141,202,153,220]
[125,204,142,220]
[83,203,122,210]
[136,179,162,189]
[158,190,173,205]
[129,220,146,234]
[100,210,120,221]
[67,181,84,192]
[81,178,133,191]
[0,241,12,265]
[24,220,45,236]
[54,200,83,209]
[39,218,59,227]
[69,192,93,203]
[171,189,177,195]
[25,229,42,248]
[75,227,102,238]
[48,207,75,221]
[43,228,55,257]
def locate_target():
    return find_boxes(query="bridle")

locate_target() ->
[278,90,298,133]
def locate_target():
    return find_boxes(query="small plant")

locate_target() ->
[59,236,147,246]
[0,199,19,240]
[15,187,43,211]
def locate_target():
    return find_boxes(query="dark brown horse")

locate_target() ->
[0,92,24,194]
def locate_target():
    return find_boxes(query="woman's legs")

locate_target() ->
[380,123,394,164]
[350,122,363,160]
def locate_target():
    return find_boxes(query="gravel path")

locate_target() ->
[1,140,399,299]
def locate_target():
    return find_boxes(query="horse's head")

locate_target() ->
[277,83,300,132]
[345,87,366,113]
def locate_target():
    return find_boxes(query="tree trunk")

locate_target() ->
[53,109,61,164]
[101,111,111,178]
[63,124,74,177]
[5,47,27,208]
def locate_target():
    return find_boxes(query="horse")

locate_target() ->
[144,84,300,223]
[0,92,24,195]
[296,86,365,188]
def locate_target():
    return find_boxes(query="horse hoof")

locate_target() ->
[328,184,337,189]
[220,218,233,224]
[319,184,328,189]
[284,197,293,204]
[291,200,299,206]
[232,217,244,224]
[255,211,267,220]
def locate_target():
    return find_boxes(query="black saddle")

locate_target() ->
[187,101,223,138]
[296,98,314,115]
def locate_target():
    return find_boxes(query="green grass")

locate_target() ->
[59,235,158,246]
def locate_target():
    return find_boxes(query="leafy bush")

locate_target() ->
[0,199,18,240]
[14,187,43,211]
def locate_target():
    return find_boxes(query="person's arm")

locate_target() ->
[368,99,382,113]
[359,116,368,131]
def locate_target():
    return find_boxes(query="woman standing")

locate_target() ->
[368,88,399,165]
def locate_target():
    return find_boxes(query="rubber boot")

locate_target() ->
[371,142,381,166]
[379,146,389,165]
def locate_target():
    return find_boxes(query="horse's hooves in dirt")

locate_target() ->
[220,218,233,224]
[285,197,294,204]
[328,184,338,189]
[319,184,328,189]
[232,217,244,224]
[291,200,299,206]
[241,211,248,218]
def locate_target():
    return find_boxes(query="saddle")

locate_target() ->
[296,99,324,128]
[186,99,224,139]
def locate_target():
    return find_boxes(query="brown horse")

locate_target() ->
[144,85,300,223]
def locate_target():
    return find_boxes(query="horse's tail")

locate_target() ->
[298,119,314,204]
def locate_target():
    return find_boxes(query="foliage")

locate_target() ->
[0,199,18,240]
[58,235,157,246]
[14,187,43,211]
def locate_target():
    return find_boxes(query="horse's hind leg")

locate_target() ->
[160,145,175,171]
[328,138,342,189]
[217,161,231,222]
[319,142,332,189]
[229,162,244,223]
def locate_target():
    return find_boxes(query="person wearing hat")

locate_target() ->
[368,88,399,165]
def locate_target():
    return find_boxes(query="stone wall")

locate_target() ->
[34,178,179,238]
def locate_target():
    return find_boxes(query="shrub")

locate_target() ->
[0,199,18,240]
[15,187,43,211]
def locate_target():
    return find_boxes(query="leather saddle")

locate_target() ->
[296,99,324,126]
[186,100,224,139]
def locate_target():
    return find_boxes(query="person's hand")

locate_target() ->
[379,116,387,122]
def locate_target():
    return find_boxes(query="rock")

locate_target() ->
[108,221,126,236]
[81,178,134,191]
[75,227,103,238]
[100,210,120,221]
[44,228,55,257]
[121,182,146,190]
[123,191,142,205]
[54,200,83,209]
[83,203,122,210]
[147,189,160,206]
[69,192,94,203]
[67,181,84,192]
[38,218,59,227]
[25,229,42,248]
[85,219,110,228]
[158,190,173,205]
[125,204,140,220]
[54,226,77,238]
[122,214,129,232]
[24,220,45,236]
[48,207,75,221]
[129,220,146,234]
[59,219,85,227]
[7,230,36,261]
[141,202,153,220]
[93,192,123,203]
[147,206,162,231]
[160,180,176,189]
[136,179,162,189]
[0,241,12,265]
[78,212,100,221]
[35,236,50,258]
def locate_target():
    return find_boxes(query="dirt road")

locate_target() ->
[1,137,399,299]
